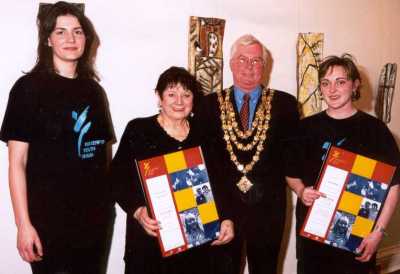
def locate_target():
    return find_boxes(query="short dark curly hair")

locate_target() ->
[318,54,361,101]
[155,66,203,114]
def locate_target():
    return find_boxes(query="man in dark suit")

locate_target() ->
[200,34,299,274]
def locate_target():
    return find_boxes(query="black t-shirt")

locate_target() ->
[286,110,400,263]
[0,72,115,249]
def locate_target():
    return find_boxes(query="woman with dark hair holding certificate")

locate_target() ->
[286,54,400,274]
[111,66,234,274]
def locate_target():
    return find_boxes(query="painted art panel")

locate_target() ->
[297,33,324,117]
[376,63,397,123]
[188,16,225,94]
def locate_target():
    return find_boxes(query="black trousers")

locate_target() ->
[297,255,375,274]
[227,225,282,274]
[296,235,376,274]
[30,213,115,274]
[124,244,233,274]
[31,246,106,274]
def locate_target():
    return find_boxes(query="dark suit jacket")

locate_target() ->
[198,86,299,244]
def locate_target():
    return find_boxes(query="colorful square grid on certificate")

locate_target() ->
[301,146,396,253]
[137,146,220,257]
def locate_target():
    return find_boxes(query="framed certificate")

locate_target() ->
[136,146,220,257]
[300,146,396,253]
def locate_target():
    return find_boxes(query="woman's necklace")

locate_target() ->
[217,87,274,193]
[157,115,190,142]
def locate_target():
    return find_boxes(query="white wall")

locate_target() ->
[1,1,399,273]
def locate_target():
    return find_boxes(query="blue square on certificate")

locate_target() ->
[345,235,363,253]
[203,220,220,241]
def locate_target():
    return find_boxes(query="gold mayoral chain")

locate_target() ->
[217,87,274,193]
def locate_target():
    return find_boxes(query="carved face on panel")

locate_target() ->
[208,32,218,57]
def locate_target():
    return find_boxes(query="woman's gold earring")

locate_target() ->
[317,89,323,99]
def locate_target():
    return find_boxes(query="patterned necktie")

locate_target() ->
[239,94,250,131]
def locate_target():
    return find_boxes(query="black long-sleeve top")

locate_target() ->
[111,115,232,264]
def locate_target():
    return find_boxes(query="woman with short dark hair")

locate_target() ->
[112,66,234,274]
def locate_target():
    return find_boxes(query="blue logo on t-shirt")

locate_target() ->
[72,106,105,159]
[321,138,346,161]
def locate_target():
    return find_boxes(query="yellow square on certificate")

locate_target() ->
[351,217,374,238]
[174,188,196,212]
[351,155,377,179]
[337,191,363,215]
[164,151,187,173]
[198,201,219,224]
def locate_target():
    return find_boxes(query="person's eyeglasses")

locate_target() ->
[236,55,264,68]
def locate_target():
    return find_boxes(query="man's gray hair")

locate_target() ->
[230,34,268,62]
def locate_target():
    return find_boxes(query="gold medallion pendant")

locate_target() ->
[236,175,253,193]
[217,86,274,195]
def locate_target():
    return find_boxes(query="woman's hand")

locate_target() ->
[355,185,399,262]
[17,223,43,262]
[133,206,159,237]
[355,230,384,262]
[8,141,42,262]
[211,219,234,246]
[286,177,325,207]
[299,186,326,206]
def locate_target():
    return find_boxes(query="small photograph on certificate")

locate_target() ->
[346,174,387,202]
[326,211,356,251]
[362,180,387,202]
[179,208,208,248]
[193,183,214,205]
[171,169,193,191]
[367,201,380,221]
[171,165,210,191]
[346,174,370,196]
[357,198,381,221]
[187,165,209,186]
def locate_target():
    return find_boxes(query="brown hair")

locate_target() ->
[30,1,100,80]
[318,54,361,100]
